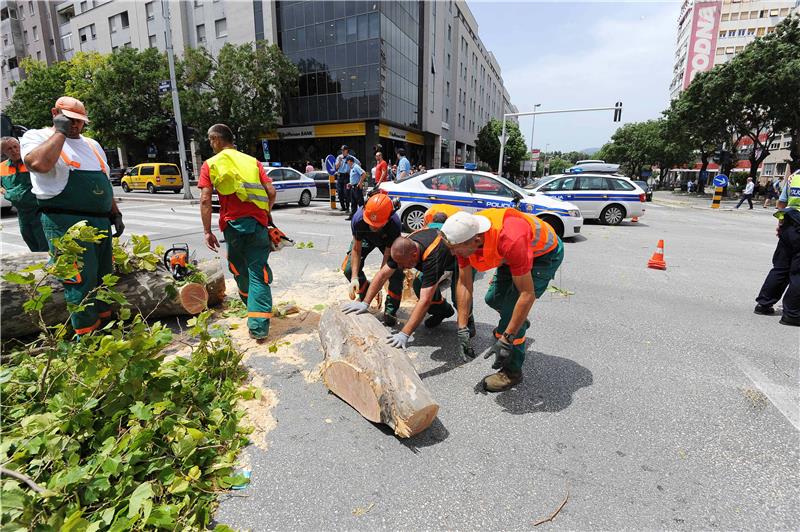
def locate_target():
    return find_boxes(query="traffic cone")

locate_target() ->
[631,216,639,223]
[647,240,667,270]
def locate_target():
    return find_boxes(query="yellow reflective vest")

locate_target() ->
[206,148,269,211]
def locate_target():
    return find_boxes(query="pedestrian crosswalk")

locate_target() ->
[0,203,216,254]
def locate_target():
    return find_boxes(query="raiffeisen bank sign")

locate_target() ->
[683,0,723,89]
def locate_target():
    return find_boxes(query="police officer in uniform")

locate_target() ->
[755,169,800,326]
[21,96,124,335]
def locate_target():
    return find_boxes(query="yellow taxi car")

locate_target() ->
[120,163,183,194]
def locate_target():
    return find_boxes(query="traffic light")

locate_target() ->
[613,101,623,122]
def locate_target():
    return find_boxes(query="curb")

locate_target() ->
[300,206,349,217]
[115,196,201,206]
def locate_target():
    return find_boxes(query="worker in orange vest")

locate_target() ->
[1,136,48,251]
[441,208,564,392]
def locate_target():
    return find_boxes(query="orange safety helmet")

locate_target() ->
[363,193,394,227]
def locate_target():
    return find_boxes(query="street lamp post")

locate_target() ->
[529,103,541,181]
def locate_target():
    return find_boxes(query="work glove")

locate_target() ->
[457,327,475,361]
[111,213,125,237]
[482,338,513,370]
[348,277,360,299]
[53,113,72,136]
[341,301,369,315]
[386,331,412,349]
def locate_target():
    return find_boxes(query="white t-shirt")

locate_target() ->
[20,128,109,200]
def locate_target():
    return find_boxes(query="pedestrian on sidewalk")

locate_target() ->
[754,171,800,326]
[396,148,411,179]
[305,160,314,173]
[335,145,359,212]
[736,177,755,209]
[374,151,388,186]
[199,123,277,341]
[764,176,783,208]
[1,136,48,251]
[345,157,366,220]
[21,96,124,336]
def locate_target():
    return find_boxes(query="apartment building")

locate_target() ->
[669,0,797,99]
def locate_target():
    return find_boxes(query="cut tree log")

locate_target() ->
[318,307,439,438]
[0,253,227,338]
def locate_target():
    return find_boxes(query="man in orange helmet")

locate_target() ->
[441,208,564,392]
[340,193,404,326]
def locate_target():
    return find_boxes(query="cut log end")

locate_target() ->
[179,283,209,315]
[393,404,440,438]
[323,361,381,423]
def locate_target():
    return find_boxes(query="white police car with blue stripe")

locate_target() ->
[378,168,583,238]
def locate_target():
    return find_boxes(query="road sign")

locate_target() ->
[324,154,337,176]
[531,149,541,160]
[713,174,728,188]
[147,144,157,159]
[158,80,171,94]
[261,139,270,161]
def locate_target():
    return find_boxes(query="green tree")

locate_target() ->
[597,120,663,178]
[546,157,570,175]
[475,118,528,173]
[653,116,695,180]
[6,59,70,128]
[180,42,299,156]
[562,151,592,164]
[769,16,800,172]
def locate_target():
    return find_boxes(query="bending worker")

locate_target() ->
[199,123,277,341]
[1,136,48,251]
[342,193,404,327]
[440,208,563,392]
[21,96,124,335]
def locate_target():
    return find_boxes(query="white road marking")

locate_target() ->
[729,352,800,431]
[1,241,30,252]
[296,231,335,237]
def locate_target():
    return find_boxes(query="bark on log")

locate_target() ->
[0,253,226,338]
[318,308,439,438]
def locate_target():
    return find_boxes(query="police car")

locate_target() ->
[378,168,583,238]
[527,164,646,225]
[211,165,316,208]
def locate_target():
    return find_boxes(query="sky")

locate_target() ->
[467,0,682,153]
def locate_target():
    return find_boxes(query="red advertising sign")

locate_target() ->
[683,1,722,89]
[531,149,541,160]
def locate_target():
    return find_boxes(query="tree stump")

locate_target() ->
[318,308,439,438]
[0,253,226,338]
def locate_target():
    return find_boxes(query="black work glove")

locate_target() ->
[53,113,72,136]
[111,213,125,237]
[483,338,513,370]
[457,327,475,362]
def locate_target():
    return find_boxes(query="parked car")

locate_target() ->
[633,180,653,202]
[306,170,333,199]
[108,167,126,186]
[121,163,184,193]
[527,173,646,225]
[377,169,583,238]
[211,166,316,209]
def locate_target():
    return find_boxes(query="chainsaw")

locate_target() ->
[268,215,294,251]
[163,243,196,281]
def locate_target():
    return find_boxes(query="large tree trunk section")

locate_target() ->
[318,308,439,438]
[0,253,226,338]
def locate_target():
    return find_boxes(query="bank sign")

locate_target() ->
[683,1,722,89]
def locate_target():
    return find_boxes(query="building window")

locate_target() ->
[80,1,87,14]
[756,27,765,36]
[447,24,451,41]
[738,28,746,36]
[145,1,154,20]
[776,163,787,176]
[32,25,38,41]
[195,0,203,6]
[196,24,206,44]
[747,28,755,36]
[36,50,41,60]
[109,15,116,33]
[446,81,450,97]
[763,163,775,175]
[149,34,157,48]
[215,18,227,38]
[23,30,28,45]
[8,56,18,69]
[728,30,736,37]
[121,11,129,28]
[28,0,33,15]
[446,53,450,69]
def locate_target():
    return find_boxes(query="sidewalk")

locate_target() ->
[652,191,778,215]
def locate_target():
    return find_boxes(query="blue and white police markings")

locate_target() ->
[713,174,729,188]
[325,154,337,176]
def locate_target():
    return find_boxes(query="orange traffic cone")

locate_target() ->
[647,240,667,270]
[631,216,639,223]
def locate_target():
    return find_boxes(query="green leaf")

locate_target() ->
[1,271,35,284]
[101,507,116,525]
[186,465,201,481]
[129,401,153,421]
[62,510,90,532]
[127,481,154,519]
[168,479,189,494]
[102,273,120,286]
[313,304,325,311]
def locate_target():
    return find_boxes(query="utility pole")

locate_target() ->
[497,103,623,178]
[528,103,541,181]
[162,0,192,199]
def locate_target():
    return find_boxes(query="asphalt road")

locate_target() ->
[1,196,797,529]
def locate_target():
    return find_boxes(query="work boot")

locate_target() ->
[424,305,455,328]
[467,316,476,338]
[383,313,397,327]
[483,369,523,393]
[249,330,269,344]
[754,304,775,315]
[779,315,800,327]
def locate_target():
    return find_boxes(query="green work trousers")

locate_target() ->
[484,240,564,371]
[17,205,49,252]
[41,213,113,334]
[342,240,403,316]
[224,218,273,339]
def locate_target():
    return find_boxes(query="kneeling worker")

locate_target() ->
[199,123,277,341]
[440,208,563,392]
[1,136,48,251]
[22,96,124,335]
[342,194,404,326]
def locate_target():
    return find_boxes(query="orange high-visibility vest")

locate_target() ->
[423,203,462,226]
[467,208,558,272]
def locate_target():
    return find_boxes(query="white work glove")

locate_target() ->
[348,277,360,299]
[341,301,369,315]
[386,331,412,349]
